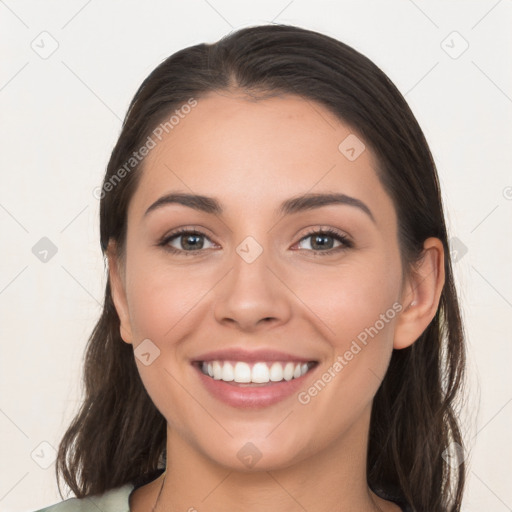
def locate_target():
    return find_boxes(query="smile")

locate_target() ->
[192,359,320,408]
[198,360,317,384]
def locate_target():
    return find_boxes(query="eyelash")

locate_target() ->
[157,227,353,257]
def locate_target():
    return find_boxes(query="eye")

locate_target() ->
[294,228,353,255]
[158,228,216,255]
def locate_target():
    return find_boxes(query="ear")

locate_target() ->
[106,240,134,345]
[393,237,445,350]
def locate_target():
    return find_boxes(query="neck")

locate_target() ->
[147,404,398,512]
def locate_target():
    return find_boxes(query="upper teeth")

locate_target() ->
[201,360,312,383]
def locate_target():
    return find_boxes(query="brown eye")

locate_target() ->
[295,228,353,255]
[159,229,215,255]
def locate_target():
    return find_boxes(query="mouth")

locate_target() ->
[191,359,320,408]
[193,360,318,386]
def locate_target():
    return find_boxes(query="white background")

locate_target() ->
[1,1,511,511]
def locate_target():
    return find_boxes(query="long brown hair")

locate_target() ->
[56,24,467,511]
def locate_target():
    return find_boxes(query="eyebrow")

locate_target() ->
[144,192,375,223]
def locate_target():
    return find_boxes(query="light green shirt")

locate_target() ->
[33,483,411,511]
[33,484,135,512]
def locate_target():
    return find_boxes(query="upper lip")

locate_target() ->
[191,348,317,363]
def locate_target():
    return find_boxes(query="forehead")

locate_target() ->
[128,91,396,227]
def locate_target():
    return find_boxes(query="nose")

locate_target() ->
[213,243,293,332]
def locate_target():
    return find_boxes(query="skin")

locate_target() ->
[107,91,445,512]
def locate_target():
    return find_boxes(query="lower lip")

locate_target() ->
[193,363,318,409]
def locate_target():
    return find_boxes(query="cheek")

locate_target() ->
[290,255,401,349]
[125,257,203,341]
[293,264,400,422]
[123,259,205,428]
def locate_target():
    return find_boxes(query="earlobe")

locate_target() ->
[106,241,134,345]
[393,237,445,350]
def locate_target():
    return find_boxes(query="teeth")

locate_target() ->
[252,362,269,383]
[200,360,313,383]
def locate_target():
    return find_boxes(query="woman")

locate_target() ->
[35,23,466,512]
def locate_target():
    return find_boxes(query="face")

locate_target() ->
[109,91,416,471]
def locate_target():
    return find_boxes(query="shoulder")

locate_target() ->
[32,483,135,512]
